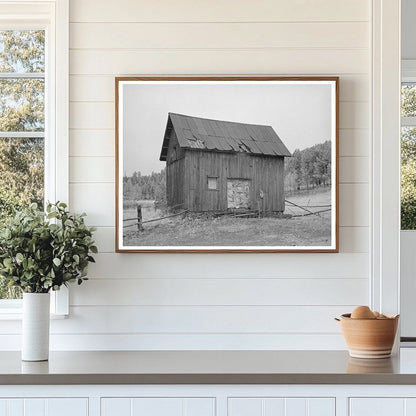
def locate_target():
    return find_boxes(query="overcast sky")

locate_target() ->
[121,81,333,176]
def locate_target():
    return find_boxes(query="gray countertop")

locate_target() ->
[2,349,416,385]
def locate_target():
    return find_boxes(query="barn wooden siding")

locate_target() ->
[183,150,285,212]
[166,129,185,208]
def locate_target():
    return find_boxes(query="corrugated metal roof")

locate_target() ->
[160,113,291,161]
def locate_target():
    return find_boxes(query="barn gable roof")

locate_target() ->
[159,113,291,161]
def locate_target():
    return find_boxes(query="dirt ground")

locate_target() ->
[123,189,332,247]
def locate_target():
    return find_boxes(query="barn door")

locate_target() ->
[227,179,250,209]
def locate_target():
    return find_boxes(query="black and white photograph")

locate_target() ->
[116,77,338,252]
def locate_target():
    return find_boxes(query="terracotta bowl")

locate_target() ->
[337,313,399,359]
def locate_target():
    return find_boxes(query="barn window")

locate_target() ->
[207,176,218,190]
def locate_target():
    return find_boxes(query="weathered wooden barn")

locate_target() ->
[159,113,291,212]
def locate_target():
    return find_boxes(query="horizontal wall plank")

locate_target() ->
[70,49,368,75]
[70,22,368,50]
[339,227,369,253]
[339,102,369,129]
[0,333,347,351]
[70,76,115,102]
[92,227,115,253]
[69,101,368,130]
[70,103,114,129]
[339,129,369,157]
[339,76,369,102]
[69,183,114,226]
[70,156,115,183]
[57,306,353,334]
[0,305,352,335]
[70,0,369,23]
[93,226,369,254]
[71,278,368,306]
[339,183,369,227]
[54,332,344,350]
[86,252,369,279]
[339,156,369,183]
[70,129,115,157]
[70,74,369,103]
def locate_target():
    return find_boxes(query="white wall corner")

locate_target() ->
[371,0,401,315]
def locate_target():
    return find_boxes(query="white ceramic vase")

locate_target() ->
[22,292,50,361]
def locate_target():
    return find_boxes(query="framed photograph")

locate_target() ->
[116,77,339,253]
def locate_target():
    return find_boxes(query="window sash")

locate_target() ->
[0,73,44,79]
[402,117,416,127]
[0,132,44,138]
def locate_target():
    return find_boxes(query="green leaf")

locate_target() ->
[53,258,61,267]
[64,219,74,227]
[90,246,98,254]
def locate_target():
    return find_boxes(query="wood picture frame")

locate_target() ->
[115,76,339,253]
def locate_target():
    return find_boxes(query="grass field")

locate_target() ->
[123,189,332,247]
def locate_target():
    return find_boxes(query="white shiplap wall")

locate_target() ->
[26,0,373,350]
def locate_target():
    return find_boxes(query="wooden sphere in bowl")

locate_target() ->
[351,306,376,319]
[339,313,399,359]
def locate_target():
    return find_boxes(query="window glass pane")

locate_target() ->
[0,78,44,131]
[0,137,44,217]
[0,30,45,73]
[0,138,44,299]
[401,127,416,230]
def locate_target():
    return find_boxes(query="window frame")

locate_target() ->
[0,0,69,317]
[371,0,400,321]
[398,60,416,341]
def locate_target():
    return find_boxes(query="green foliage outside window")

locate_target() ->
[0,30,45,298]
[401,85,416,230]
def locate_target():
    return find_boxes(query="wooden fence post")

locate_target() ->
[137,204,144,231]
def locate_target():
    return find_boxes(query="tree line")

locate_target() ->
[123,168,166,205]
[284,140,331,193]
